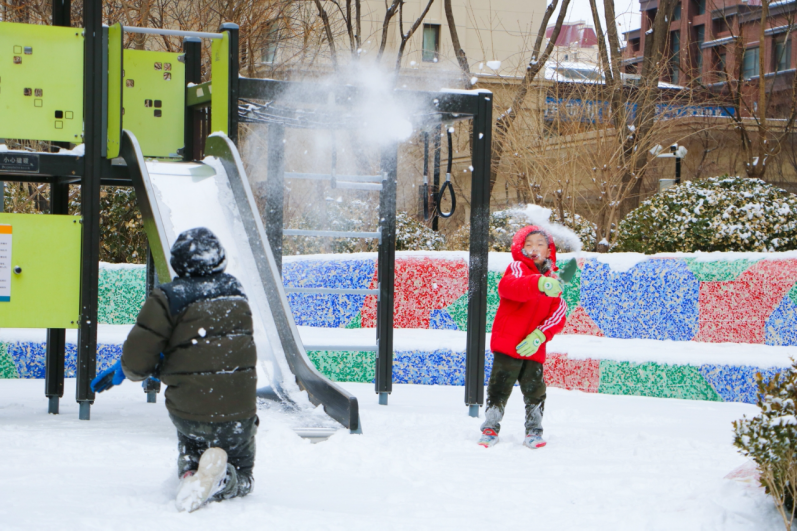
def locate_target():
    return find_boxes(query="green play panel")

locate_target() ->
[0,22,84,143]
[0,213,81,328]
[122,49,185,158]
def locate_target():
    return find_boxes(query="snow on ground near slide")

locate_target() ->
[0,380,782,530]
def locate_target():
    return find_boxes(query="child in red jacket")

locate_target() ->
[479,225,567,449]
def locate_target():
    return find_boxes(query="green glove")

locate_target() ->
[517,329,546,357]
[538,276,562,297]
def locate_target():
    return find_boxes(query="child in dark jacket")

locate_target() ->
[479,225,567,449]
[92,228,258,512]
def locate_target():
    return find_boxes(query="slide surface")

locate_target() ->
[121,130,360,435]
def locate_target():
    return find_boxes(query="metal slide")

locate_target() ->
[120,129,360,437]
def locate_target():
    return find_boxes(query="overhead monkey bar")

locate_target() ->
[121,26,224,40]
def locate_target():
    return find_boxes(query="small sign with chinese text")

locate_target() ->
[0,225,11,301]
[0,153,39,173]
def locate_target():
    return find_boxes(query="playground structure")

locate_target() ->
[0,0,494,427]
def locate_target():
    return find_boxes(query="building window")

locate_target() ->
[775,37,791,72]
[673,3,681,21]
[713,18,729,36]
[422,24,440,62]
[743,47,760,79]
[670,31,680,84]
[695,25,704,79]
[716,49,727,80]
[631,38,641,53]
[262,25,279,63]
[695,0,705,15]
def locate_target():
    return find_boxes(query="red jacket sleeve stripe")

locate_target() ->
[538,298,567,340]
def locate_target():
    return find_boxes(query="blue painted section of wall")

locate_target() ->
[283,259,376,327]
[580,259,699,341]
[699,364,784,404]
[765,294,797,346]
[429,309,458,330]
[8,342,121,379]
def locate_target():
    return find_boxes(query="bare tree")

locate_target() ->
[444,0,472,89]
[489,0,573,196]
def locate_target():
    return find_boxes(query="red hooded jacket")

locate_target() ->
[489,225,568,363]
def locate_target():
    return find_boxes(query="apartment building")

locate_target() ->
[545,21,599,64]
[622,0,797,89]
[261,0,547,81]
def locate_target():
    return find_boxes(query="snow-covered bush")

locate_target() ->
[395,212,446,251]
[614,176,797,253]
[448,204,593,252]
[283,199,378,255]
[734,362,797,529]
[283,201,444,254]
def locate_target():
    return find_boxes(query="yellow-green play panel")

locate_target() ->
[122,49,185,158]
[211,32,229,135]
[0,21,84,143]
[0,213,81,328]
[106,23,124,159]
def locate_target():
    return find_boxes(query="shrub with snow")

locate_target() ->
[395,212,446,251]
[613,176,797,253]
[283,199,378,255]
[734,362,797,529]
[283,201,444,254]
[446,204,594,253]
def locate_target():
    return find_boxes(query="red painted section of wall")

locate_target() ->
[361,258,468,329]
[562,306,604,336]
[693,259,797,343]
[544,353,600,392]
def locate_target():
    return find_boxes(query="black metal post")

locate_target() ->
[45,0,72,416]
[183,37,202,162]
[464,93,493,417]
[45,181,70,414]
[375,143,398,405]
[675,156,682,184]
[76,0,104,420]
[431,124,441,231]
[52,0,70,26]
[265,124,285,274]
[219,23,239,146]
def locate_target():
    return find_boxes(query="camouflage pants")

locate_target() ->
[481,352,546,436]
[170,413,258,500]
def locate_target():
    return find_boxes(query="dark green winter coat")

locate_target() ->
[121,273,258,423]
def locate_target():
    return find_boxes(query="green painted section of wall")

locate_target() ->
[446,294,468,331]
[446,271,501,332]
[344,311,362,329]
[0,343,18,379]
[598,360,722,401]
[683,258,759,282]
[788,282,797,307]
[559,260,581,316]
[307,350,374,383]
[0,22,84,143]
[97,267,146,325]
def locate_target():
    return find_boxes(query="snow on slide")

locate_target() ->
[122,130,353,432]
[145,160,296,398]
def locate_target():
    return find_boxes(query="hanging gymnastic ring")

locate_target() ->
[438,179,456,218]
[437,127,456,218]
[422,131,430,221]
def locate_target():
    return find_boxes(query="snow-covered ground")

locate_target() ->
[0,379,782,530]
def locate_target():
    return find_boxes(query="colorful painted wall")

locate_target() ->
[283,253,797,346]
[0,254,794,405]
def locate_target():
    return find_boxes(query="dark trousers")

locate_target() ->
[170,413,258,500]
[481,352,547,436]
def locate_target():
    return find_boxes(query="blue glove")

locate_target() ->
[91,359,126,393]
